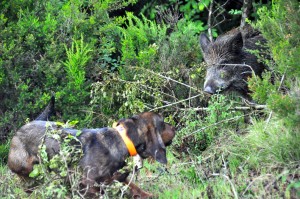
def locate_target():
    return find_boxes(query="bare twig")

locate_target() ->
[240,0,252,29]
[120,165,135,199]
[278,74,286,92]
[130,66,201,92]
[183,112,254,139]
[212,15,226,29]
[212,0,229,29]
[149,93,203,112]
[223,174,239,199]
[242,174,273,196]
[213,0,230,16]
[156,4,181,29]
[210,172,238,199]
[180,104,266,112]
[207,0,214,41]
[118,78,179,101]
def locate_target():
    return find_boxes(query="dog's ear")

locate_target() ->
[147,124,167,164]
[78,131,93,145]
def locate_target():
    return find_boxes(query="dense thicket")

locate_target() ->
[0,0,203,142]
[0,0,257,141]
[1,0,300,198]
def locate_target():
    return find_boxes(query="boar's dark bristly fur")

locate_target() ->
[200,26,267,99]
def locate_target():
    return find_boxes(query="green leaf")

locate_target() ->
[60,170,67,177]
[76,130,82,136]
[29,165,41,178]
[69,120,79,126]
[55,122,65,127]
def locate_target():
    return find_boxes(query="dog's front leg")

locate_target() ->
[124,178,153,199]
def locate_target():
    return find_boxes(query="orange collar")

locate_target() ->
[113,123,138,156]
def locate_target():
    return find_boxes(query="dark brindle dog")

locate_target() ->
[8,97,176,198]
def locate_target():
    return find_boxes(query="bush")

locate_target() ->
[250,0,300,127]
[0,0,137,141]
[174,94,244,153]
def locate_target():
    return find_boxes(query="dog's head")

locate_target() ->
[116,112,175,164]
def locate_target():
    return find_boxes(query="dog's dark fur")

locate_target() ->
[8,97,176,198]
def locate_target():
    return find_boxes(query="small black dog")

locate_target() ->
[8,97,176,198]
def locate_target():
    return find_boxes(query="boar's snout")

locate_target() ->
[204,79,226,94]
[204,85,215,94]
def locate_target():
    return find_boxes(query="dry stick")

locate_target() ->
[240,0,252,29]
[221,153,238,199]
[128,66,266,112]
[128,66,205,111]
[183,112,254,140]
[210,173,238,199]
[154,71,200,92]
[242,174,273,196]
[207,0,214,41]
[212,14,226,29]
[118,78,179,101]
[189,75,192,107]
[130,66,201,92]
[213,0,230,17]
[181,104,266,111]
[118,79,180,110]
[223,174,239,199]
[120,163,136,199]
[211,0,229,29]
[126,66,266,112]
[167,74,181,119]
[150,93,203,112]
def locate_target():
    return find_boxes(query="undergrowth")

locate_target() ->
[1,0,300,198]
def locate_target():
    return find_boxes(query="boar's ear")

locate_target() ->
[229,32,243,53]
[200,33,211,52]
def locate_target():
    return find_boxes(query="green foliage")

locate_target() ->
[0,165,29,198]
[0,60,4,85]
[57,36,92,120]
[175,94,243,153]
[90,67,166,120]
[248,119,300,164]
[250,0,300,127]
[2,0,300,198]
[0,143,9,164]
[62,36,92,90]
[229,9,242,15]
[255,0,300,77]
[89,12,204,122]
[248,72,277,104]
[160,19,205,71]
[0,0,137,141]
[177,0,211,21]
[120,12,168,68]
[28,122,83,198]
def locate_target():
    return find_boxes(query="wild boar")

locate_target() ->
[200,26,267,99]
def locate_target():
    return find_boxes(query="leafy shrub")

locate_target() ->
[250,0,300,127]
[28,122,83,198]
[90,67,166,121]
[58,36,92,120]
[175,94,244,153]
[89,12,205,122]
[120,12,168,68]
[0,0,137,141]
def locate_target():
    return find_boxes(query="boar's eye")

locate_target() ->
[218,64,227,69]
[220,70,228,79]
